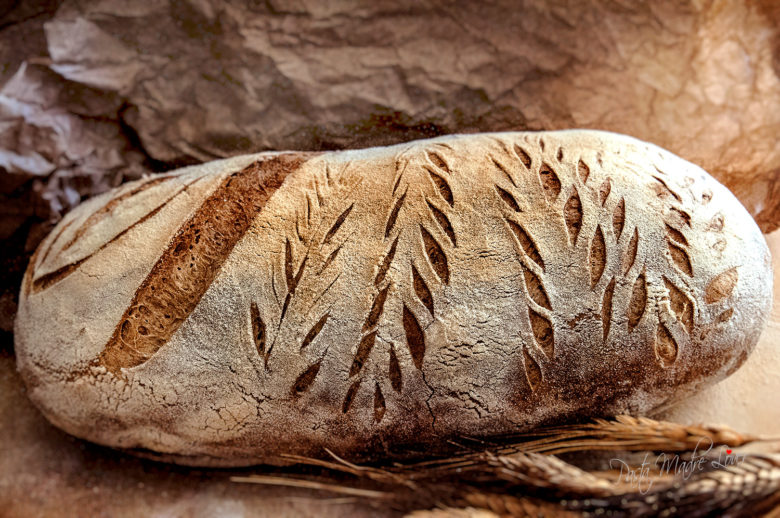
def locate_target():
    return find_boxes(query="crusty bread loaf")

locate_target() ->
[14,131,773,466]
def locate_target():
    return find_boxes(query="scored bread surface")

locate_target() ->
[15,131,773,466]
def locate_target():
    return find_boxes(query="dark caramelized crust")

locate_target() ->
[98,154,315,374]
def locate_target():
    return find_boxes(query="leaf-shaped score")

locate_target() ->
[667,240,693,276]
[300,312,329,350]
[652,175,682,202]
[613,198,625,240]
[403,304,426,370]
[388,345,403,392]
[320,245,342,273]
[665,224,689,246]
[673,209,692,228]
[350,331,377,377]
[628,272,647,331]
[426,199,456,246]
[577,159,590,184]
[708,213,725,231]
[590,225,606,288]
[342,379,361,413]
[514,144,532,169]
[284,238,294,290]
[426,150,450,174]
[250,302,265,355]
[522,265,551,310]
[664,278,693,335]
[539,163,561,202]
[385,190,407,238]
[322,203,353,245]
[496,186,522,213]
[363,285,390,332]
[564,189,582,245]
[280,238,308,321]
[622,228,639,275]
[493,158,517,187]
[523,347,542,391]
[373,383,386,423]
[717,308,734,323]
[705,267,738,304]
[420,225,450,285]
[427,169,454,206]
[412,264,434,316]
[507,220,545,270]
[374,236,398,287]
[602,278,615,342]
[291,360,321,397]
[61,176,170,253]
[529,308,554,358]
[671,207,692,228]
[655,324,678,367]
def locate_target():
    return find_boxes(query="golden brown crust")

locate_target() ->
[14,132,773,466]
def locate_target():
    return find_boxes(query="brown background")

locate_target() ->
[1,1,778,516]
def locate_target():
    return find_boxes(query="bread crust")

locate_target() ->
[15,131,773,466]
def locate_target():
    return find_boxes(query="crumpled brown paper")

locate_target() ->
[0,63,147,332]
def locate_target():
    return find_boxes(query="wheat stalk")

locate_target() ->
[404,506,502,518]
[492,415,760,455]
[400,415,760,475]
[231,416,780,517]
[458,494,579,518]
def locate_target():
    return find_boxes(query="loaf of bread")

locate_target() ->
[15,131,773,466]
